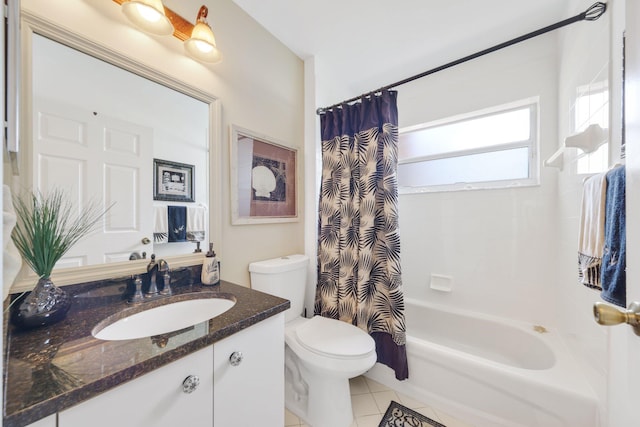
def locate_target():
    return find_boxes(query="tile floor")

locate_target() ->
[284,375,475,427]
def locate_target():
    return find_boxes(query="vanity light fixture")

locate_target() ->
[121,0,174,36]
[113,1,223,64]
[184,6,222,63]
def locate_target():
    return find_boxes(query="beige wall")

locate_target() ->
[19,0,305,287]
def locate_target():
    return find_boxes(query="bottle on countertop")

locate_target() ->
[201,243,220,285]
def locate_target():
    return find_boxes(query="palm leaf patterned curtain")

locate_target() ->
[315,90,408,380]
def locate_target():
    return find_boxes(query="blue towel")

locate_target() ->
[168,206,187,242]
[601,165,626,307]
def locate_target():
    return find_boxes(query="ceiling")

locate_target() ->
[231,0,574,105]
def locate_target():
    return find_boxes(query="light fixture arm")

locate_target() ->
[184,4,222,63]
[196,6,208,23]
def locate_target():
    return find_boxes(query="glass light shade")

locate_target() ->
[184,22,222,63]
[122,0,174,36]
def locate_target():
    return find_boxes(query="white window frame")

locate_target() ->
[398,97,540,194]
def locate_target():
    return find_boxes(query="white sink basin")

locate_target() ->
[92,297,236,341]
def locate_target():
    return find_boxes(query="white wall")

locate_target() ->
[396,34,559,326]
[395,4,617,416]
[18,0,305,286]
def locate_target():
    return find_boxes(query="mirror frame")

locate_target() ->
[10,11,222,293]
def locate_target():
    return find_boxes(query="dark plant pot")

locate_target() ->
[11,277,71,330]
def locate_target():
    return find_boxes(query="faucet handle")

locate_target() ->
[160,271,172,296]
[158,259,170,272]
[128,275,144,304]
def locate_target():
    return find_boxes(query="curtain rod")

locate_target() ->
[316,2,607,115]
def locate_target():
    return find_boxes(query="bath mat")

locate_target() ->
[378,401,446,427]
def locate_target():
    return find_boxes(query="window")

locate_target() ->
[398,98,539,193]
[574,82,608,174]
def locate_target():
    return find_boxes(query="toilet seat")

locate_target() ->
[294,316,375,359]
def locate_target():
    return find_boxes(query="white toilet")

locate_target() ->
[249,254,377,427]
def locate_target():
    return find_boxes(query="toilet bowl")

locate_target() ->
[249,255,377,427]
[285,316,376,426]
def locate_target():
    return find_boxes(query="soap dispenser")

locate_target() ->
[201,243,220,285]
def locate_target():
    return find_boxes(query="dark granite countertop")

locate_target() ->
[2,269,289,427]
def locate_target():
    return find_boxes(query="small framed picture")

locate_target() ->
[230,125,298,224]
[153,158,195,202]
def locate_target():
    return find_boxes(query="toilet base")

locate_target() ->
[285,365,354,427]
[284,345,374,427]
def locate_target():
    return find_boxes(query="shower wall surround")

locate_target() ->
[397,1,619,425]
[397,33,558,325]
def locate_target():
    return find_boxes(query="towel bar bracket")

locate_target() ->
[593,302,640,336]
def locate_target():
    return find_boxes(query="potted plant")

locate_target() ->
[10,189,108,329]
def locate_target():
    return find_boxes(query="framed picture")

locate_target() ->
[153,158,195,202]
[230,125,298,224]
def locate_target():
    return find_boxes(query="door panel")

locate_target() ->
[33,98,153,266]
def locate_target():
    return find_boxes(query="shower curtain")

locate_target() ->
[315,90,408,380]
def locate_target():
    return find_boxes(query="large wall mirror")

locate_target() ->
[11,13,222,292]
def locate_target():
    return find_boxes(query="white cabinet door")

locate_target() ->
[59,346,213,427]
[213,313,284,427]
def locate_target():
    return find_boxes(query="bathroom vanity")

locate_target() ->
[2,269,288,427]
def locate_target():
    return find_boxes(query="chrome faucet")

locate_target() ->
[146,255,160,297]
[126,254,173,304]
[145,255,172,299]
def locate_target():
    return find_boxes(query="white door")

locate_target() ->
[33,98,153,267]
[606,2,640,425]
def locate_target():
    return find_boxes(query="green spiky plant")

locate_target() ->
[11,189,109,279]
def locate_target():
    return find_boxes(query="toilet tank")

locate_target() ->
[249,254,309,322]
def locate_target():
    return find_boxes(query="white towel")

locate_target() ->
[187,205,206,242]
[3,185,22,301]
[154,205,168,244]
[578,173,607,290]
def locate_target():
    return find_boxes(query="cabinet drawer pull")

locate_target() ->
[229,351,243,366]
[182,375,200,393]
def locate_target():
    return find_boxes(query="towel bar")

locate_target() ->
[544,124,608,170]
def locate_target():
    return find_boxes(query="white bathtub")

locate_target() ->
[366,298,598,427]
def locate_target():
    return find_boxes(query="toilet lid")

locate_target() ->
[294,316,375,358]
